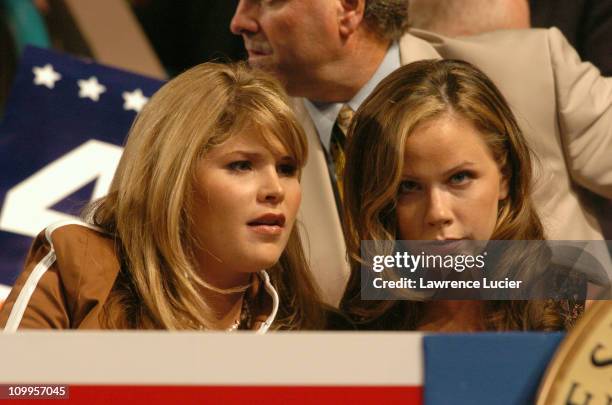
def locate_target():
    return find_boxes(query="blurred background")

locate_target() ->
[1,0,244,117]
[2,0,611,116]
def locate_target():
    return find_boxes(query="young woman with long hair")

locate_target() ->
[1,63,328,332]
[340,59,583,331]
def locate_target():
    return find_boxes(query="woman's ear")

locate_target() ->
[499,173,509,201]
[338,0,366,37]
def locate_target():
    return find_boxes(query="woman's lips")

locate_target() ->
[249,49,270,55]
[247,213,285,236]
[248,224,283,235]
[409,239,468,255]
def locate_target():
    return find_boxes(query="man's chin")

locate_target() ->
[248,55,273,69]
[248,58,288,84]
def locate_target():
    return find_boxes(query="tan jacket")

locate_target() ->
[0,221,278,332]
[295,28,612,305]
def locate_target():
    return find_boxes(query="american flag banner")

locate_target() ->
[0,331,570,404]
[0,46,163,299]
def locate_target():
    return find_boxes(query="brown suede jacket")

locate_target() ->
[0,222,278,332]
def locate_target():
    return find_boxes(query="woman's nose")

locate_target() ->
[258,169,284,204]
[424,188,453,228]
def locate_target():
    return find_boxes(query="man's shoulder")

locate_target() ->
[399,28,561,88]
[402,27,559,63]
[406,27,555,46]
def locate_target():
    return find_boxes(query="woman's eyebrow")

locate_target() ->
[401,161,477,179]
[441,161,476,176]
[220,150,262,159]
[278,155,297,162]
[218,150,295,163]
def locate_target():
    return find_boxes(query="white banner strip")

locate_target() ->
[0,331,423,385]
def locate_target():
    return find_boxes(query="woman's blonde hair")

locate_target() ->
[341,59,571,330]
[87,62,325,330]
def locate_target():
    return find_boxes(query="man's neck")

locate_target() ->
[300,34,390,103]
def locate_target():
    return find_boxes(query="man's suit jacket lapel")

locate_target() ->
[291,98,349,306]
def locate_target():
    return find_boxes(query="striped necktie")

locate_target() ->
[330,104,355,201]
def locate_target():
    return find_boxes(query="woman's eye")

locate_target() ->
[228,160,252,172]
[449,171,472,185]
[278,163,298,177]
[398,180,420,194]
[262,0,282,6]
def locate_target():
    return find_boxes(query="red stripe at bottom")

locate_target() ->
[11,385,422,404]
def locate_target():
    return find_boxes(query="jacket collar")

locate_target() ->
[399,30,443,66]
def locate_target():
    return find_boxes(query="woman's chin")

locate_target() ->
[243,253,282,272]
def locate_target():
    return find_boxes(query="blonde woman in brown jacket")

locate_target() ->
[0,63,328,332]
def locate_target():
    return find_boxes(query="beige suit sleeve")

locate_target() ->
[0,232,70,329]
[549,27,612,198]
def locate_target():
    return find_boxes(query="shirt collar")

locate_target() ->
[304,42,401,152]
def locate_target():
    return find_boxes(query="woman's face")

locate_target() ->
[396,114,508,242]
[192,128,301,285]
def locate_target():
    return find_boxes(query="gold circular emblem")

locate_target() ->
[537,300,612,404]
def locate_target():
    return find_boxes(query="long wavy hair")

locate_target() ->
[341,59,572,331]
[86,62,326,330]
